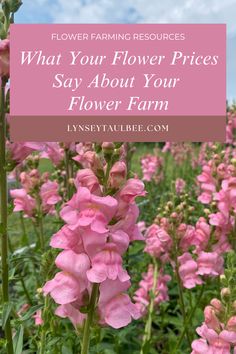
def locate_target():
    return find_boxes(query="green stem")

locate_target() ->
[175,259,192,347]
[20,211,29,246]
[35,196,45,252]
[19,276,33,305]
[38,216,45,252]
[172,229,192,348]
[65,148,72,200]
[140,259,158,354]
[39,295,49,354]
[0,80,13,353]
[81,283,99,354]
[172,285,204,353]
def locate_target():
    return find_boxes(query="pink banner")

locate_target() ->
[10,24,226,141]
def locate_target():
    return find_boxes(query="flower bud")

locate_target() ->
[221,287,231,300]
[204,208,210,215]
[68,178,74,185]
[204,306,221,331]
[227,316,236,331]
[0,39,9,78]
[109,161,127,189]
[102,142,115,155]
[210,299,223,313]
[37,287,43,294]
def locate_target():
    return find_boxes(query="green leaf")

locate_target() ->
[13,325,24,354]
[8,0,23,13]
[2,1,10,18]
[20,304,43,322]
[2,302,12,329]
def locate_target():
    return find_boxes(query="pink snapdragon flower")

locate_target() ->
[44,155,146,330]
[109,161,127,189]
[134,265,171,315]
[141,154,161,181]
[175,178,186,195]
[43,250,90,305]
[0,39,10,77]
[192,218,211,251]
[80,151,103,172]
[197,164,216,204]
[41,142,64,165]
[60,187,117,233]
[144,224,172,259]
[7,142,44,164]
[75,169,101,195]
[112,203,144,242]
[33,310,43,326]
[119,178,146,203]
[10,189,36,217]
[55,304,85,328]
[178,253,202,289]
[98,279,140,328]
[50,225,85,253]
[196,251,224,277]
[40,180,61,214]
[87,243,129,283]
[192,317,236,354]
[179,224,196,251]
[20,169,40,192]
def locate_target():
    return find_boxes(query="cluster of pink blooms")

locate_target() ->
[191,297,236,354]
[6,141,44,166]
[10,169,61,218]
[133,264,171,315]
[197,150,236,254]
[6,141,65,167]
[175,178,186,195]
[140,154,163,182]
[162,142,198,167]
[143,216,224,289]
[42,146,147,329]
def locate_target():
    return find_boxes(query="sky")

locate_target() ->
[16,0,236,100]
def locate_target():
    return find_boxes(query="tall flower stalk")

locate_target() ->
[140,258,159,354]
[0,77,13,353]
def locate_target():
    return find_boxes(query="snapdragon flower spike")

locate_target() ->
[144,224,172,259]
[44,166,146,329]
[20,169,40,192]
[175,178,186,195]
[10,174,62,218]
[141,154,162,182]
[191,299,236,354]
[197,164,216,204]
[133,265,171,316]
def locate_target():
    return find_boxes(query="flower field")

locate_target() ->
[2,130,236,354]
